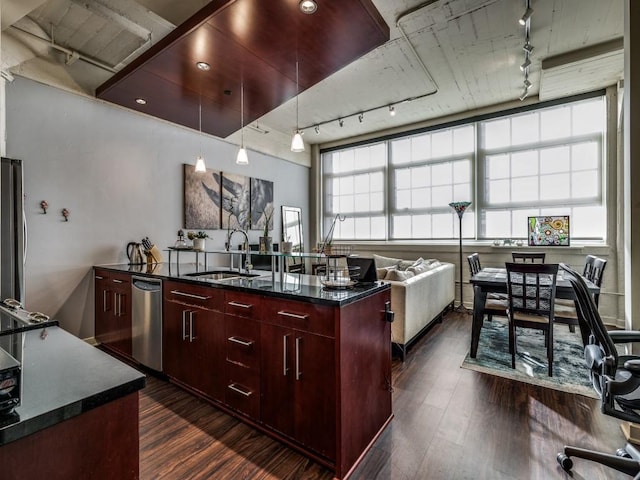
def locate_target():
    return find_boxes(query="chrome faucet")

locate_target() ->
[228,229,252,274]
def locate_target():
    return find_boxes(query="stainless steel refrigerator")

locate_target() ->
[0,157,26,304]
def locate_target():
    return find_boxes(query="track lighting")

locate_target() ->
[315,125,320,134]
[520,58,531,71]
[519,88,529,101]
[338,118,344,127]
[524,78,532,90]
[358,113,364,123]
[389,105,396,116]
[523,43,534,54]
[519,6,533,26]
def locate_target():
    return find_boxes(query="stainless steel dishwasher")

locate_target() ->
[131,276,162,371]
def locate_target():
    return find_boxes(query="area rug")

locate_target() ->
[461,319,598,398]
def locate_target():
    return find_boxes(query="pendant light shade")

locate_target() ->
[237,81,249,165]
[194,101,206,172]
[291,131,304,152]
[195,156,206,172]
[291,61,305,153]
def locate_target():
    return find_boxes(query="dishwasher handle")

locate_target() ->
[132,275,162,291]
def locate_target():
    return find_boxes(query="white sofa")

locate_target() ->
[374,255,455,360]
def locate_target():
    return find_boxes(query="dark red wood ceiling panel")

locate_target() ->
[96,0,389,138]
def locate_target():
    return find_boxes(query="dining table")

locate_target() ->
[468,267,600,358]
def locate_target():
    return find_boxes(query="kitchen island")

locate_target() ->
[95,261,392,479]
[0,312,145,480]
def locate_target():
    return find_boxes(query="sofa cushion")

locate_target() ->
[376,266,397,280]
[407,261,433,275]
[385,268,416,282]
[373,254,402,268]
[397,257,424,271]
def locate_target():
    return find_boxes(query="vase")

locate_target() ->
[259,236,272,253]
[280,241,293,253]
[193,238,206,251]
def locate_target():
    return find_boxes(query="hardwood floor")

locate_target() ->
[139,312,629,479]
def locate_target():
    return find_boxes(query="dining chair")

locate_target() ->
[505,262,559,377]
[467,253,508,323]
[511,251,546,263]
[555,255,607,333]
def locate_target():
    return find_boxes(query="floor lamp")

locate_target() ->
[449,201,471,313]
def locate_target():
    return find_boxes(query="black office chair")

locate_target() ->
[467,253,508,323]
[511,251,546,263]
[555,255,607,333]
[505,262,558,377]
[557,263,640,477]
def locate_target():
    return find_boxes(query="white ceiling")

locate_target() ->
[0,0,624,153]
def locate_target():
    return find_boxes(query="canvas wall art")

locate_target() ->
[221,172,251,230]
[183,164,221,229]
[250,178,274,231]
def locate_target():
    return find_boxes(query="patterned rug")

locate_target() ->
[461,319,598,398]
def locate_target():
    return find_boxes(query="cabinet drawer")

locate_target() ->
[94,268,111,281]
[263,298,335,338]
[225,362,260,419]
[226,317,260,370]
[110,272,131,287]
[164,280,224,311]
[225,291,261,318]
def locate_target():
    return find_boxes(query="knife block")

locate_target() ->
[146,245,163,265]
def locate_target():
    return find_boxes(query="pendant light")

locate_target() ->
[194,100,206,172]
[291,61,305,152]
[236,82,249,165]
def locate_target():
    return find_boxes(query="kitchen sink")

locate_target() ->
[185,270,261,280]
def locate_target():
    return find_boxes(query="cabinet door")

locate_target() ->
[190,308,225,401]
[294,331,336,459]
[112,280,132,356]
[94,272,114,345]
[163,299,192,384]
[260,323,294,437]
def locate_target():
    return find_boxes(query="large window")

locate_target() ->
[321,95,606,243]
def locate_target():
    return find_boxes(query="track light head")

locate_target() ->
[520,57,531,71]
[389,105,396,117]
[338,118,344,127]
[524,78,532,90]
[315,125,320,134]
[519,88,529,101]
[519,6,533,26]
[523,43,534,54]
[358,113,364,123]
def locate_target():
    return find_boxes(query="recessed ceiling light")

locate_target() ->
[299,0,317,14]
[196,61,211,71]
[135,98,147,105]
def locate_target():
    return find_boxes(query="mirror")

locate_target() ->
[281,206,304,273]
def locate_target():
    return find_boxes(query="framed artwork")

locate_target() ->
[528,215,570,246]
[221,172,250,230]
[250,178,274,231]
[183,164,221,229]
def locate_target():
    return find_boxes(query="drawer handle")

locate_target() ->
[277,311,309,320]
[228,301,252,309]
[228,336,253,347]
[112,279,124,284]
[170,290,211,300]
[95,275,104,280]
[228,383,252,397]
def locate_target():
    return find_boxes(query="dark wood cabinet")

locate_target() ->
[224,292,262,419]
[94,269,132,356]
[261,321,336,459]
[163,280,225,401]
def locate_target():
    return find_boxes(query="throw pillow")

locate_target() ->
[407,262,431,275]
[385,269,415,282]
[373,254,402,269]
[398,257,424,271]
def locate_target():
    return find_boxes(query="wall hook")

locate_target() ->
[62,208,70,222]
[40,200,48,214]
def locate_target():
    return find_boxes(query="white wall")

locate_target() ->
[5,77,309,338]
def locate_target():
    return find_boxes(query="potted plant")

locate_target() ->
[259,207,274,253]
[188,231,209,251]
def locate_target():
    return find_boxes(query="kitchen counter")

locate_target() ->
[96,262,390,306]
[0,325,145,445]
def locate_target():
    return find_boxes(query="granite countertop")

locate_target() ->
[0,325,145,446]
[96,262,389,306]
